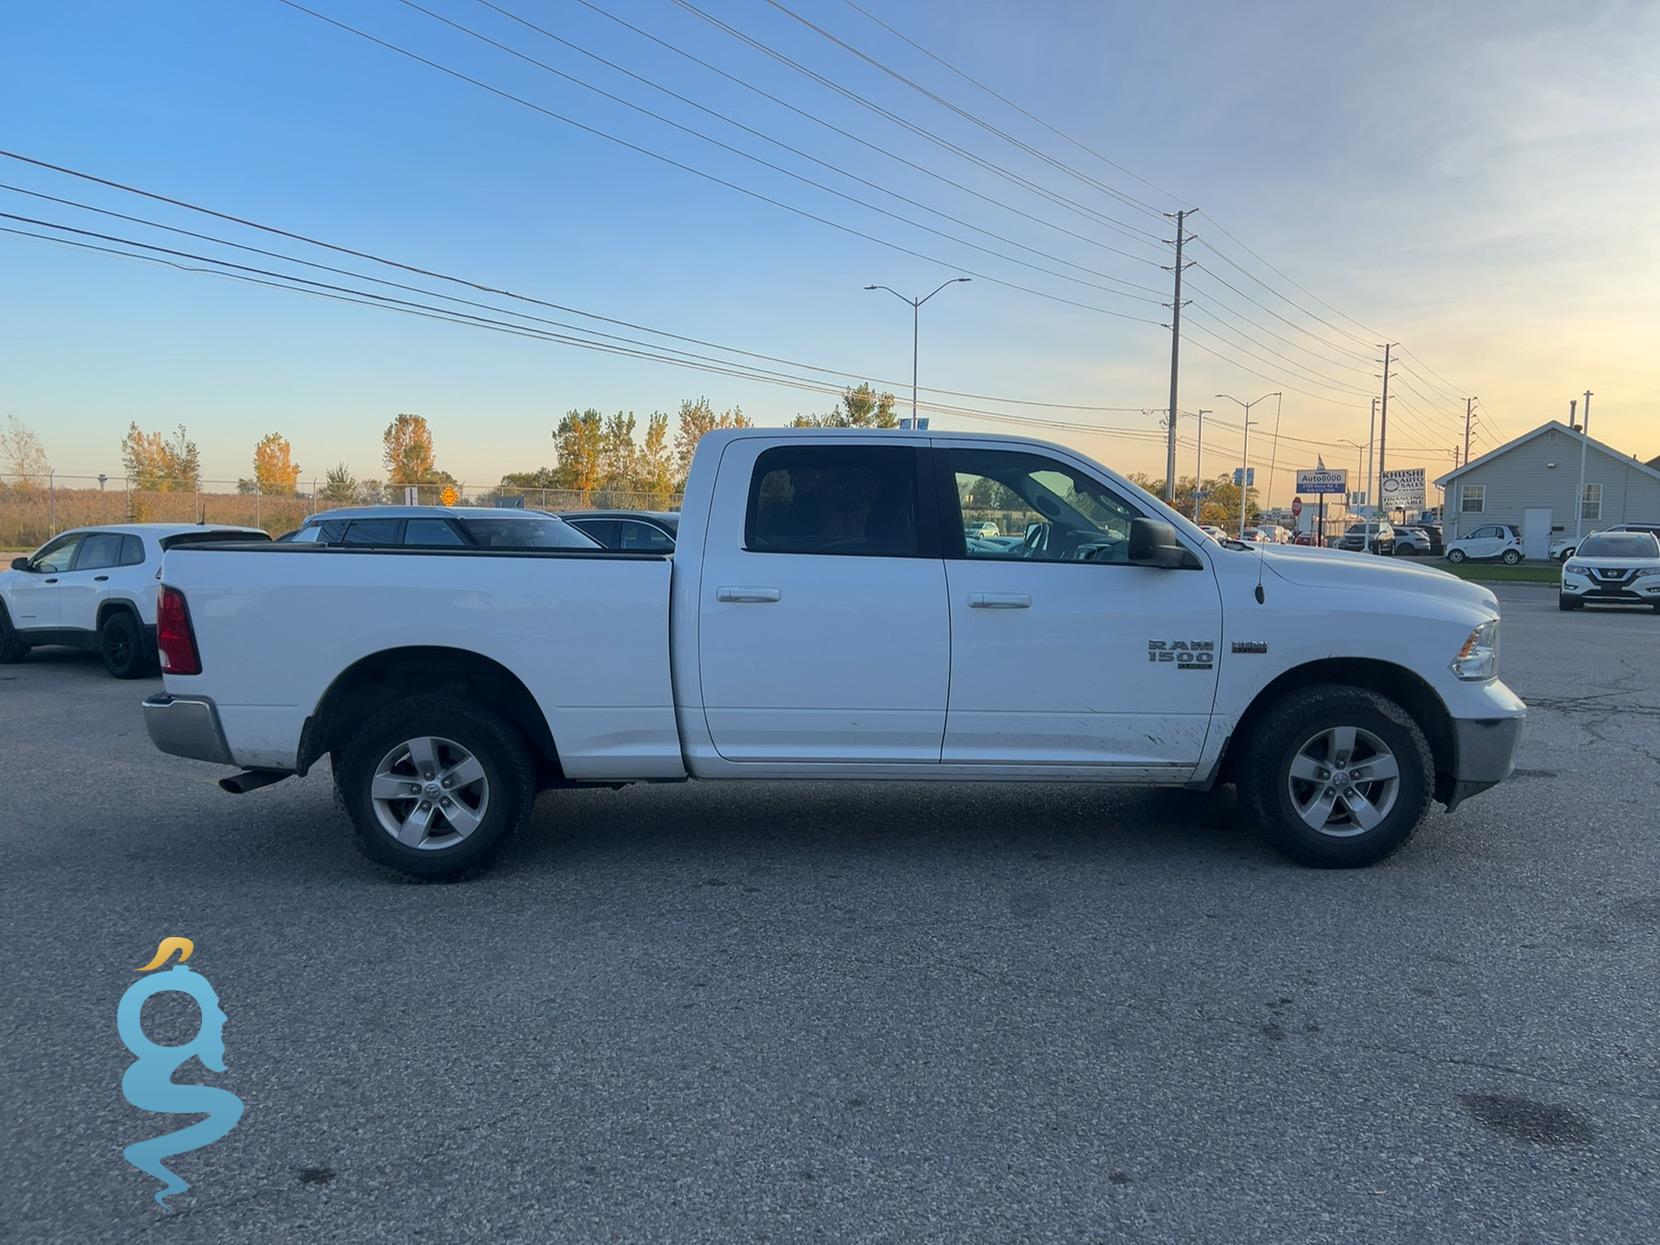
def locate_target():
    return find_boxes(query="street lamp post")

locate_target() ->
[1215,391,1280,539]
[1193,408,1211,522]
[1337,438,1367,548]
[866,278,971,427]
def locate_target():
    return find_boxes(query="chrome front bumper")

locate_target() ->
[143,693,234,765]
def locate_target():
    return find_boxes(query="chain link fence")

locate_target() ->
[0,473,682,550]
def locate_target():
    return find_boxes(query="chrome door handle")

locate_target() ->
[716,586,781,603]
[968,592,1031,609]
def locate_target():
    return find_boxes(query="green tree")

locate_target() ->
[792,383,899,429]
[320,463,358,503]
[382,413,436,485]
[673,398,750,485]
[253,432,302,495]
[121,422,199,492]
[356,478,385,504]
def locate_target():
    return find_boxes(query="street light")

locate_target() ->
[1193,409,1212,522]
[1215,391,1280,538]
[866,278,971,427]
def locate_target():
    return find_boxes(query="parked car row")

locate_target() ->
[1,507,683,677]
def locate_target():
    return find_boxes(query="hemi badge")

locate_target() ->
[1232,640,1269,654]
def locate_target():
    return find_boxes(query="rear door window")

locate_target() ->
[404,518,468,547]
[746,446,922,557]
[341,519,404,546]
[119,535,146,565]
[73,532,125,570]
[617,520,675,552]
[569,519,621,548]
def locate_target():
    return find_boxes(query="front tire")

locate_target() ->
[335,694,535,880]
[1559,594,1581,611]
[1237,685,1434,868]
[1501,549,1522,565]
[1446,549,1466,564]
[0,605,28,664]
[99,611,150,678]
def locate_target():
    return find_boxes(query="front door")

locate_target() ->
[937,443,1222,769]
[1465,525,1506,558]
[1522,509,1551,561]
[7,532,82,629]
[697,439,949,763]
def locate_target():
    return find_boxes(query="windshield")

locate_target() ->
[458,517,600,549]
[1577,531,1660,559]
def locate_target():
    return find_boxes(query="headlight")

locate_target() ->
[1451,619,1500,681]
[1564,563,1590,576]
[1635,567,1660,578]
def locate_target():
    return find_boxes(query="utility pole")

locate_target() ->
[1374,344,1396,549]
[1463,397,1476,468]
[1263,393,1283,511]
[1193,408,1210,521]
[1163,209,1193,502]
[1365,396,1377,535]
[1574,391,1594,541]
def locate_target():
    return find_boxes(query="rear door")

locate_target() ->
[936,442,1222,769]
[58,531,126,631]
[696,438,949,763]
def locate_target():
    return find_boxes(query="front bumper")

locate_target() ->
[143,693,234,765]
[1561,570,1660,603]
[1444,685,1525,810]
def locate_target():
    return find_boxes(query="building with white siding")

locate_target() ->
[1434,421,1660,558]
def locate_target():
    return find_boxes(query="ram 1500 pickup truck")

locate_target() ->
[143,429,1524,879]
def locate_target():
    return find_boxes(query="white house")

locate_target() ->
[1434,420,1660,558]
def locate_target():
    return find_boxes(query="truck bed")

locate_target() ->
[161,544,683,778]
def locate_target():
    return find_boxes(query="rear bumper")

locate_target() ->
[143,693,234,765]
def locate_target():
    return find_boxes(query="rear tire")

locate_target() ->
[336,694,535,880]
[1237,685,1434,868]
[0,607,28,664]
[99,611,150,678]
[1446,549,1466,564]
[1501,549,1522,565]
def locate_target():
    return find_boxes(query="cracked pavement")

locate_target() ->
[2,583,1656,1242]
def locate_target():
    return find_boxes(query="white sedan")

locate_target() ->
[1559,529,1660,611]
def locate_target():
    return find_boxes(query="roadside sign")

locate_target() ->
[402,485,420,505]
[1295,467,1347,494]
[1232,467,1256,487]
[897,417,930,430]
[1290,497,1303,517]
[1381,468,1426,508]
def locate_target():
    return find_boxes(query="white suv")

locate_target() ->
[1559,529,1660,611]
[0,524,267,676]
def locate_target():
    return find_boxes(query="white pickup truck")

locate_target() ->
[143,429,1524,879]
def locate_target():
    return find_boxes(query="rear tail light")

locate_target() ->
[156,585,202,675]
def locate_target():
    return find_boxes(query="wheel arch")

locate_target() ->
[95,597,143,629]
[300,646,562,784]
[1219,658,1456,801]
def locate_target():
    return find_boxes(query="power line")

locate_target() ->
[835,0,1183,207]
[269,1,1166,326]
[1183,306,1375,396]
[758,0,1168,219]
[564,0,1168,268]
[665,0,1166,246]
[401,0,1167,298]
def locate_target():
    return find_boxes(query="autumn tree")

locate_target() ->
[639,412,676,508]
[252,432,302,495]
[552,409,605,500]
[599,412,638,493]
[791,383,899,429]
[121,422,200,492]
[382,413,436,485]
[0,416,51,489]
[672,398,750,485]
[320,463,358,503]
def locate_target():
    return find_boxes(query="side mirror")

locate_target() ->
[10,557,30,571]
[1127,517,1194,569]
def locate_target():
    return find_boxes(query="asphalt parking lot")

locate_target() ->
[3,583,1656,1243]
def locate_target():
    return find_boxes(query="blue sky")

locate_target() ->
[2,0,1655,499]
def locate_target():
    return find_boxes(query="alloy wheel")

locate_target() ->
[369,735,491,851]
[1285,726,1401,838]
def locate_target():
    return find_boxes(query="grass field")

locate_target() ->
[1437,560,1560,584]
